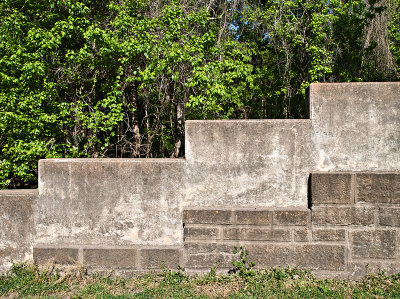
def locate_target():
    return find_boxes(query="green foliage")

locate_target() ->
[0,263,67,296]
[230,246,256,279]
[0,0,399,188]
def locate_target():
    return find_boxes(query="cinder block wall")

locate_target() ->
[183,173,400,278]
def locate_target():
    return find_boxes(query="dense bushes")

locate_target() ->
[1,0,399,188]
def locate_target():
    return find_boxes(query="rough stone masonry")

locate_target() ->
[1,82,400,278]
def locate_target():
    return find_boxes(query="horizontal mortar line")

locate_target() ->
[185,225,308,229]
[349,258,399,262]
[307,241,347,245]
[184,223,225,229]
[34,244,183,250]
[184,207,309,211]
[312,205,379,208]
[183,240,346,246]
[217,239,294,243]
[373,225,400,228]
[311,227,348,230]
[311,225,376,228]
[184,225,226,228]
[347,227,399,232]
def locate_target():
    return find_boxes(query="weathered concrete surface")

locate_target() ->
[36,159,185,246]
[311,82,400,172]
[0,190,37,272]
[185,83,400,208]
[185,120,315,207]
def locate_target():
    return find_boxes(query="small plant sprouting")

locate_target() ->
[161,264,188,283]
[229,246,256,279]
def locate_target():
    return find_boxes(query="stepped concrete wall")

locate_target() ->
[1,82,400,278]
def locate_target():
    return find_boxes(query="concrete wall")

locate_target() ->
[33,173,400,279]
[0,190,37,272]
[36,159,185,246]
[2,82,400,277]
[184,120,315,207]
[185,82,400,208]
[311,83,400,171]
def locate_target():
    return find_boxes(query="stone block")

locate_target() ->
[235,210,271,225]
[33,247,79,265]
[82,248,137,268]
[351,230,397,259]
[223,228,290,241]
[349,262,400,279]
[184,227,219,241]
[184,242,235,255]
[311,173,352,204]
[293,229,309,242]
[379,207,400,227]
[313,229,346,242]
[356,174,400,204]
[183,209,232,225]
[140,248,181,269]
[246,244,346,271]
[273,210,310,226]
[312,206,374,226]
[185,253,234,269]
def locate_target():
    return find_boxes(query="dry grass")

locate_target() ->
[1,263,400,298]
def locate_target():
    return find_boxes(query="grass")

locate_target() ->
[1,262,400,298]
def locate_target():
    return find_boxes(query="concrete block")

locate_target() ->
[311,173,352,204]
[183,242,235,255]
[379,207,400,227]
[140,248,181,269]
[356,173,400,204]
[313,229,346,242]
[273,210,310,226]
[235,210,271,226]
[312,206,374,226]
[185,253,234,269]
[351,230,397,259]
[246,244,346,271]
[184,227,219,241]
[310,83,400,172]
[293,229,309,242]
[223,228,291,241]
[33,247,79,265]
[348,261,400,279]
[183,209,232,225]
[36,159,185,246]
[82,248,137,268]
[0,190,37,271]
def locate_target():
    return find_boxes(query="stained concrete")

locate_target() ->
[36,159,185,246]
[3,82,399,276]
[185,82,400,207]
[0,190,37,272]
[311,82,400,172]
[185,120,315,207]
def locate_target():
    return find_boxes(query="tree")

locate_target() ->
[0,0,399,188]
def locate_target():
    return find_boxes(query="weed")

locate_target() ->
[229,246,256,279]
